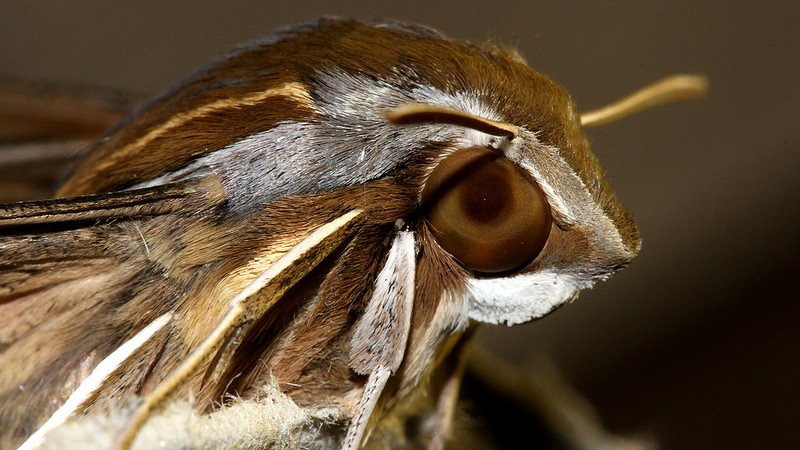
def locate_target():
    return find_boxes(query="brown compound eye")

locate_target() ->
[422,146,552,273]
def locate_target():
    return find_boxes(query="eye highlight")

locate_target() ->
[422,146,552,274]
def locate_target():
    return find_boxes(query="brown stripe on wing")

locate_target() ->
[0,179,215,229]
[59,81,314,196]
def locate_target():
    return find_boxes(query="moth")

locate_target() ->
[0,17,706,450]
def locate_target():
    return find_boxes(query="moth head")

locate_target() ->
[58,18,703,326]
[383,71,705,326]
[383,98,640,325]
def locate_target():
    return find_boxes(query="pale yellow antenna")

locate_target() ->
[580,74,709,127]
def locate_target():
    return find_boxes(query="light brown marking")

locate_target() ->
[92,82,312,174]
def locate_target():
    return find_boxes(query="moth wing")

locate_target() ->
[0,178,224,445]
[0,177,222,343]
[0,78,141,201]
[116,209,367,450]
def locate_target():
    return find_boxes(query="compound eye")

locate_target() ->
[422,146,552,273]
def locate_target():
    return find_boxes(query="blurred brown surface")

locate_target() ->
[1,2,798,449]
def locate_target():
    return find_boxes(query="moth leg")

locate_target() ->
[344,227,416,449]
[426,341,471,450]
[342,365,392,450]
[349,228,416,373]
[116,209,365,450]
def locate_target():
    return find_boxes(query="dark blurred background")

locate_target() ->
[1,2,798,449]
